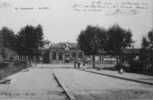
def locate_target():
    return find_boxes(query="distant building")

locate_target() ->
[42,42,85,63]
[96,48,141,64]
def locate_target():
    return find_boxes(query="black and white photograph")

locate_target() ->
[0,0,153,100]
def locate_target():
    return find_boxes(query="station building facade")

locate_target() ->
[43,42,85,63]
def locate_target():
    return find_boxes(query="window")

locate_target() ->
[78,52,83,58]
[52,52,56,60]
[59,53,63,60]
[72,52,76,58]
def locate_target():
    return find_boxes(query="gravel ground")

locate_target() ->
[0,66,68,100]
[54,69,153,100]
[74,89,153,100]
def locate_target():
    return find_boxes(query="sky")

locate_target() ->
[0,0,152,47]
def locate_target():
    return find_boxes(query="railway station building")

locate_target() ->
[42,42,85,63]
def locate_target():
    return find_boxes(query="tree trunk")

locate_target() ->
[116,56,120,64]
[117,52,122,64]
[92,55,95,69]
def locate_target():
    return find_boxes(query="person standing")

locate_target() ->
[74,59,77,69]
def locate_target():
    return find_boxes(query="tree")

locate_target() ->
[77,25,107,68]
[141,29,153,72]
[107,24,133,63]
[142,37,149,49]
[0,27,17,50]
[142,30,153,49]
[16,25,45,58]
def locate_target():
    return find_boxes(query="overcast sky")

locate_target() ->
[0,0,152,47]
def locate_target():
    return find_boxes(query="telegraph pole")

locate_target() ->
[0,31,4,61]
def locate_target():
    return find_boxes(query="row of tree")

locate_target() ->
[77,24,133,68]
[0,25,46,60]
[140,30,153,72]
[77,24,153,73]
